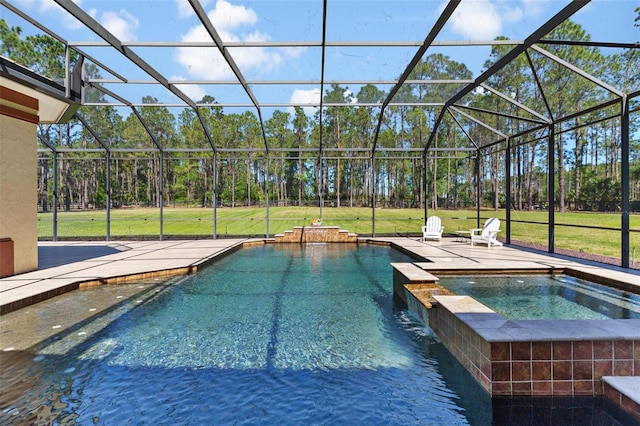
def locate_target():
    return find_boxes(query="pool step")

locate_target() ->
[391,262,453,307]
[602,376,640,421]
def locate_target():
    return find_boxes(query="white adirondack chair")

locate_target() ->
[470,217,502,247]
[422,216,444,241]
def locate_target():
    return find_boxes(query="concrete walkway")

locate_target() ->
[372,236,640,291]
[1,239,247,314]
[4,236,640,314]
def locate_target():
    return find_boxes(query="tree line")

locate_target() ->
[1,15,639,213]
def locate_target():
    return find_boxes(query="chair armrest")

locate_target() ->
[469,228,482,236]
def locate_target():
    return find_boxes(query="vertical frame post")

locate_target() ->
[372,156,376,237]
[266,155,270,238]
[213,153,217,239]
[505,137,511,244]
[159,152,164,241]
[53,151,58,242]
[548,123,555,253]
[319,157,324,220]
[475,152,480,228]
[424,150,428,225]
[621,96,630,268]
[106,151,111,241]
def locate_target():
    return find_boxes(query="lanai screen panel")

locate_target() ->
[2,1,639,260]
[2,1,636,153]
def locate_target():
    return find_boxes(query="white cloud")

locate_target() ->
[288,88,321,116]
[442,0,555,40]
[282,46,306,58]
[30,0,95,30]
[171,76,207,102]
[449,1,502,40]
[344,89,358,104]
[175,0,194,19]
[35,0,61,12]
[521,0,546,18]
[175,26,234,80]
[175,0,288,80]
[101,9,139,41]
[208,0,257,31]
[175,0,213,19]
[502,5,524,23]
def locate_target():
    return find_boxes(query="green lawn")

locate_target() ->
[37,206,640,261]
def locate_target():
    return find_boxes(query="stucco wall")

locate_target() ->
[0,114,38,274]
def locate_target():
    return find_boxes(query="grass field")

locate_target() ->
[37,206,640,261]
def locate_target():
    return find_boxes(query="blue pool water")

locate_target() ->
[436,274,640,320]
[2,245,489,424]
[1,245,635,425]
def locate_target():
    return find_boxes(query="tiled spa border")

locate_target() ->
[395,260,640,421]
[603,377,640,419]
[402,292,640,420]
[428,296,640,396]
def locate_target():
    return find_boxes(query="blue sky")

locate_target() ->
[3,0,639,116]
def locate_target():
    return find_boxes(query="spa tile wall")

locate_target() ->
[428,301,639,398]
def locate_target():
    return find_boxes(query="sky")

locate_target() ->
[3,0,639,118]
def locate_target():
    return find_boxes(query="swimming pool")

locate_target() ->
[0,245,634,425]
[436,274,640,320]
[1,244,492,424]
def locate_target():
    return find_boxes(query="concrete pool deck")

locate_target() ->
[0,239,248,314]
[4,237,640,314]
[1,236,639,418]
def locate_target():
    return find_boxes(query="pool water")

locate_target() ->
[0,245,635,425]
[2,244,490,424]
[436,274,640,320]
